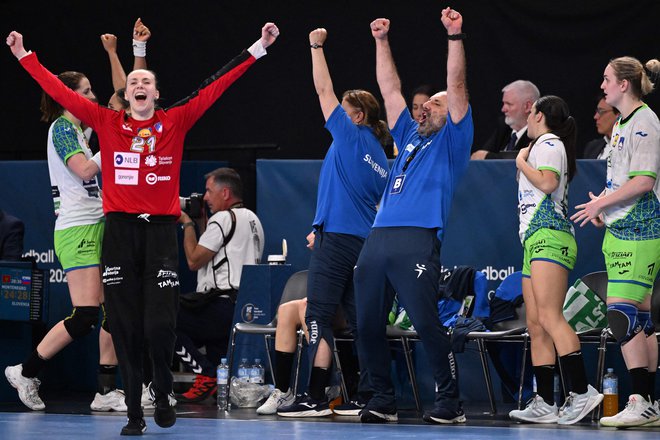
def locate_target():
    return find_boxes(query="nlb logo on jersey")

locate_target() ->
[146,172,171,185]
[115,169,138,185]
[114,152,140,169]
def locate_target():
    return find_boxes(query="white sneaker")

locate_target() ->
[141,384,154,408]
[256,388,294,415]
[557,384,603,425]
[509,395,559,423]
[141,382,177,409]
[640,401,660,427]
[5,364,45,411]
[90,389,127,411]
[600,394,660,427]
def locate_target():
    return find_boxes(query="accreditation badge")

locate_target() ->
[390,174,406,194]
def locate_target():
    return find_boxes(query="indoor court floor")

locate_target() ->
[0,395,657,440]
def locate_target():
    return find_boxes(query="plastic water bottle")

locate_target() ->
[249,358,265,384]
[217,358,229,411]
[238,358,250,383]
[602,368,618,417]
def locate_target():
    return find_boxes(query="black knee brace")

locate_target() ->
[607,303,642,346]
[100,303,110,333]
[63,306,100,339]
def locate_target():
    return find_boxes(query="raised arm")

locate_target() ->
[371,18,406,128]
[309,28,339,120]
[132,18,150,71]
[441,7,468,123]
[167,22,279,132]
[100,33,127,91]
[7,31,108,129]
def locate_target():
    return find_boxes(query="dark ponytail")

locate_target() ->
[534,95,577,181]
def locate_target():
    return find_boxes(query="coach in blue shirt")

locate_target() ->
[354,8,473,424]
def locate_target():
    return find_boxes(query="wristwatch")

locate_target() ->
[181,222,195,230]
[310,43,323,49]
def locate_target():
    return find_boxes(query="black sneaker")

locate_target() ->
[154,398,176,428]
[277,393,332,417]
[360,407,398,423]
[422,405,466,424]
[333,399,367,416]
[120,417,146,436]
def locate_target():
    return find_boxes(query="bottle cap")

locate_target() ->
[607,368,614,373]
[255,358,261,363]
[221,358,227,363]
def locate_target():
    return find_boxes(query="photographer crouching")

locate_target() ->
[175,167,264,403]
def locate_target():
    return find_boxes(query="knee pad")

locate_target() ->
[100,303,110,333]
[637,311,656,337]
[63,306,100,339]
[607,303,642,345]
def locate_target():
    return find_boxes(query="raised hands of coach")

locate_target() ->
[441,7,463,35]
[370,18,390,40]
[309,28,327,47]
[6,31,28,59]
[260,22,280,49]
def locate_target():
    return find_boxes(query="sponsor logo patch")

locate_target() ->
[146,173,171,185]
[145,155,157,167]
[114,152,140,169]
[115,169,139,185]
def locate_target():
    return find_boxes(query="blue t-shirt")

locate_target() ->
[374,107,473,240]
[312,105,390,238]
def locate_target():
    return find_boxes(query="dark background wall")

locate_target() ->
[1,0,659,161]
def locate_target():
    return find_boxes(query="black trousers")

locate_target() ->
[175,296,235,377]
[354,227,459,411]
[102,213,180,419]
[305,230,371,395]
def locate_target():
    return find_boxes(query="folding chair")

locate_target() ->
[226,270,308,397]
[466,303,529,415]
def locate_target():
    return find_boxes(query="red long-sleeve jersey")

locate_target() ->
[20,50,256,216]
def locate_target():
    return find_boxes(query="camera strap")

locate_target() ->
[210,209,237,290]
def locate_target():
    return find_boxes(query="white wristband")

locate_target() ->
[91,151,102,169]
[132,39,147,57]
[247,39,267,60]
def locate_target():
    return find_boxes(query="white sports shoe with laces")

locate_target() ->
[5,364,45,411]
[600,394,660,427]
[557,384,603,425]
[90,389,128,411]
[257,388,294,415]
[509,394,559,423]
[141,382,177,409]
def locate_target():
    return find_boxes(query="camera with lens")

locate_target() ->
[179,193,204,219]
